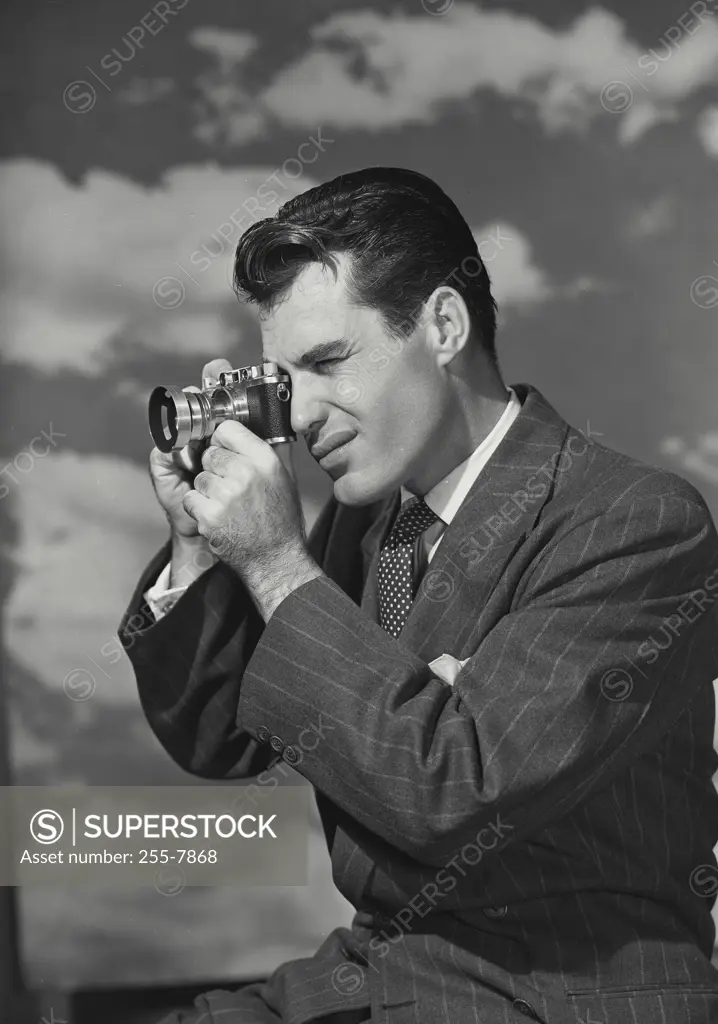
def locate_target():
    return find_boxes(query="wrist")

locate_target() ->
[241,547,323,623]
[170,531,217,588]
[168,519,201,540]
[170,529,206,546]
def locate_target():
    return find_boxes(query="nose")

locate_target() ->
[289,372,327,438]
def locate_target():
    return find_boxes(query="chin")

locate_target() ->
[332,469,397,508]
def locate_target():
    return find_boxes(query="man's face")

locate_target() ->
[261,255,450,506]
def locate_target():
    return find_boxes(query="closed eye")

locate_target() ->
[314,357,344,371]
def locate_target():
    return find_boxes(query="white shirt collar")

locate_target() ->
[400,387,522,526]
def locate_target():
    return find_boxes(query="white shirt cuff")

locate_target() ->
[144,561,188,621]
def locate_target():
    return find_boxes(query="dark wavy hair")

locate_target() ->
[233,166,498,362]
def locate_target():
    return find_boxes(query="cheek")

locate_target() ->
[351,348,437,444]
[361,385,428,457]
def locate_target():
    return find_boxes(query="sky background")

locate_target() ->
[1,0,718,992]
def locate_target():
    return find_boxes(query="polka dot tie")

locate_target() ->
[378,496,440,638]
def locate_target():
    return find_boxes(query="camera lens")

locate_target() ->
[148,386,181,452]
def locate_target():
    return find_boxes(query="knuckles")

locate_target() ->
[191,471,241,507]
[211,422,245,449]
[202,443,256,480]
[201,445,227,472]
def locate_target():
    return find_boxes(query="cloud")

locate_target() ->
[0,159,321,373]
[117,76,176,105]
[660,432,718,486]
[189,6,718,145]
[4,450,167,706]
[188,27,266,146]
[474,222,606,309]
[625,196,676,239]
[697,104,718,157]
[190,25,258,65]
[474,223,550,307]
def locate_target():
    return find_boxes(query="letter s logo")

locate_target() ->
[30,809,64,844]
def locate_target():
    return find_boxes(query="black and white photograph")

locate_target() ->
[2,1,718,1022]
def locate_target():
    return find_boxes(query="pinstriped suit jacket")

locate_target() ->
[121,383,718,1024]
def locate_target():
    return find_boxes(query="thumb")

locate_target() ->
[202,357,234,386]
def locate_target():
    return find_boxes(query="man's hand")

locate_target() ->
[148,357,234,538]
[182,420,324,620]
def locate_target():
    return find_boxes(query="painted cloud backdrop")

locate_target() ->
[1,0,717,988]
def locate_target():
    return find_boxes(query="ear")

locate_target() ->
[422,286,471,368]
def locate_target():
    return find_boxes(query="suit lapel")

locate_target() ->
[398,383,569,661]
[333,384,573,661]
[353,384,572,663]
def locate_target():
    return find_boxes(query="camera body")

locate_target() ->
[148,361,294,453]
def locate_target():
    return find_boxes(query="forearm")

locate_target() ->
[121,497,339,776]
[121,543,271,778]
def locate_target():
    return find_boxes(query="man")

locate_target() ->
[120,168,718,1023]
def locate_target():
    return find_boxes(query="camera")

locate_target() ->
[148,361,295,453]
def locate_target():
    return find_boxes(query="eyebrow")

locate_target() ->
[270,339,351,369]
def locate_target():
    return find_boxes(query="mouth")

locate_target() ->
[310,429,357,462]
[318,439,354,469]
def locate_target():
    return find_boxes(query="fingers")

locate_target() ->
[182,488,222,533]
[174,447,198,474]
[150,445,195,476]
[181,489,200,525]
[185,475,227,521]
[201,444,234,476]
[210,419,272,461]
[170,436,205,475]
[274,441,297,483]
[202,357,234,385]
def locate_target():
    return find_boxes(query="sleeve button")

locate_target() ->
[269,734,284,752]
[256,727,270,743]
[283,745,300,765]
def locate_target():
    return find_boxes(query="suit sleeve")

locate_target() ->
[118,496,339,778]
[237,492,718,864]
